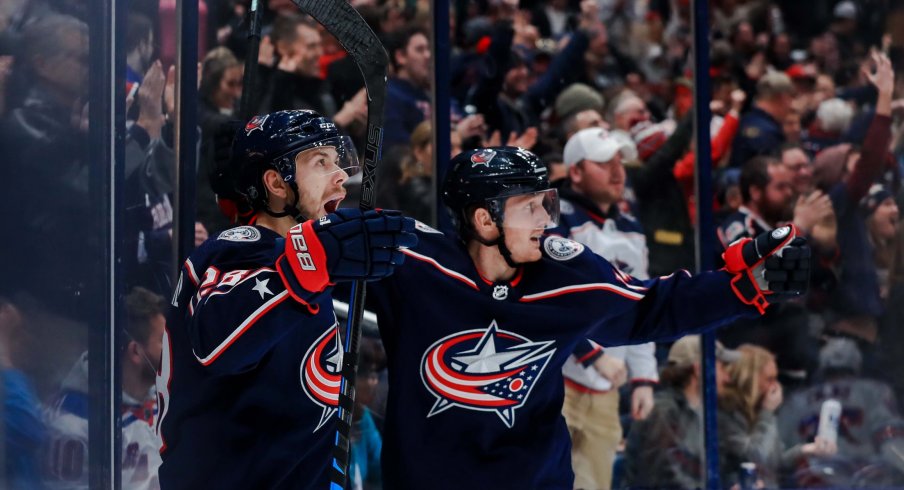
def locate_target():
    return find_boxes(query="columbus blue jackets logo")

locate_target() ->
[217,226,261,242]
[244,114,269,135]
[299,322,342,432]
[544,236,585,261]
[470,149,497,167]
[420,321,556,428]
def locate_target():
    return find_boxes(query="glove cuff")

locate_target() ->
[281,221,330,294]
[729,270,770,315]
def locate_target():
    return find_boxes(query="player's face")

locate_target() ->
[294,146,349,219]
[501,194,552,263]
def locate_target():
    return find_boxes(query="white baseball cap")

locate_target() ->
[563,127,636,167]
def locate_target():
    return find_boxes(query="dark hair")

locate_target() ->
[740,156,779,203]
[124,286,167,346]
[385,25,428,71]
[271,14,318,48]
[125,13,153,55]
[659,364,696,389]
[779,141,806,155]
[199,47,241,105]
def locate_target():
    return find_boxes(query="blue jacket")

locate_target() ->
[730,107,784,167]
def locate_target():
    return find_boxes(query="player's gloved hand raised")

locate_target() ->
[278,208,417,296]
[722,225,810,314]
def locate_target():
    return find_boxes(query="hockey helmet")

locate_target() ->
[442,147,559,230]
[230,110,359,212]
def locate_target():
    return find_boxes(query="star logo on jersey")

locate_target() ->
[299,321,342,432]
[420,321,556,428]
[470,149,497,167]
[251,277,273,299]
[244,114,269,135]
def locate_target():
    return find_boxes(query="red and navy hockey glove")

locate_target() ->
[277,209,417,299]
[722,225,810,314]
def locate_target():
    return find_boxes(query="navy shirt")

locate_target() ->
[369,224,757,489]
[157,226,341,490]
[384,78,430,149]
[730,107,784,168]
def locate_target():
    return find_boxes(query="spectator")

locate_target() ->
[0,296,45,490]
[718,156,795,247]
[383,25,431,149]
[125,13,154,88]
[778,338,904,487]
[554,127,659,490]
[396,120,434,225]
[730,71,795,168]
[197,47,243,234]
[0,14,96,319]
[349,337,385,490]
[718,344,836,488]
[624,336,739,489]
[44,287,166,490]
[802,97,855,156]
[263,14,333,114]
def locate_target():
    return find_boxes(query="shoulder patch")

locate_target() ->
[217,226,261,242]
[415,220,443,234]
[544,236,585,261]
[559,199,575,215]
[743,126,761,139]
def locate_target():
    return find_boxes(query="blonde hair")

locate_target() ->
[400,120,432,184]
[720,344,775,425]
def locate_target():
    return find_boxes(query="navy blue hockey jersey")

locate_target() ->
[368,224,758,489]
[156,225,342,490]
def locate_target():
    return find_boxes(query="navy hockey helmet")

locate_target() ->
[231,110,359,217]
[442,146,559,231]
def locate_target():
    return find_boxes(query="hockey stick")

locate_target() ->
[239,0,264,120]
[290,1,388,488]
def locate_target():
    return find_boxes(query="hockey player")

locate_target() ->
[367,146,811,488]
[155,110,416,489]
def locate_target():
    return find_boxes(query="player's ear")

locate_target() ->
[470,207,498,241]
[261,168,288,200]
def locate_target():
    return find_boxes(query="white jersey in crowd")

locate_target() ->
[43,352,162,490]
[556,197,659,391]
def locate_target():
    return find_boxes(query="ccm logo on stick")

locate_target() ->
[289,225,317,271]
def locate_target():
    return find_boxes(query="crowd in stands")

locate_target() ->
[1,0,904,488]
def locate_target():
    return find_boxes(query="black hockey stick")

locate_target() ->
[290,1,388,488]
[239,0,264,120]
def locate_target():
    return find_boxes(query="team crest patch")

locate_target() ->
[415,220,443,234]
[420,320,556,428]
[217,226,261,242]
[244,114,269,135]
[300,321,342,433]
[543,236,584,261]
[470,149,497,167]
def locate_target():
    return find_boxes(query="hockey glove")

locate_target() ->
[722,225,810,314]
[279,208,417,295]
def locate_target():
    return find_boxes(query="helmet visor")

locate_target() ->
[293,135,361,179]
[489,188,560,230]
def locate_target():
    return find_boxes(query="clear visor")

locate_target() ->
[489,188,560,230]
[293,135,360,179]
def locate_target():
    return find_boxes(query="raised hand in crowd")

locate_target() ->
[258,35,276,68]
[456,114,489,141]
[865,50,895,115]
[801,436,838,457]
[793,190,837,249]
[487,126,538,149]
[593,354,627,389]
[136,60,166,139]
[333,87,368,129]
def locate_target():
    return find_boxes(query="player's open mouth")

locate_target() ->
[324,194,345,214]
